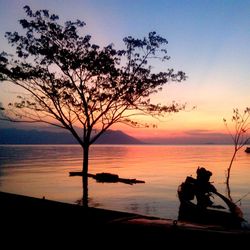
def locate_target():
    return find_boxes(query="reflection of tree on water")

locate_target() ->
[1,144,131,208]
[81,177,88,207]
[75,145,131,207]
[76,172,145,208]
[76,195,102,208]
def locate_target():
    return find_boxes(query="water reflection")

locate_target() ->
[0,145,250,221]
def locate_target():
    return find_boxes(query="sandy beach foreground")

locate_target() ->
[1,191,249,248]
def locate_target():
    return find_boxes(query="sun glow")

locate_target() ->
[0,1,250,144]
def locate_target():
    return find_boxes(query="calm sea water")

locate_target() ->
[0,144,250,221]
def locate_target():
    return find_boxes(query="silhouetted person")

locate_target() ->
[195,167,216,208]
[177,166,216,208]
[178,167,249,228]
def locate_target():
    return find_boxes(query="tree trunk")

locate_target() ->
[82,144,89,176]
[226,150,237,202]
[82,144,89,207]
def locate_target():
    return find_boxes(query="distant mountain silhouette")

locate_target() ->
[94,130,142,144]
[0,128,143,145]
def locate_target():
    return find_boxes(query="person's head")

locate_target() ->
[196,167,212,182]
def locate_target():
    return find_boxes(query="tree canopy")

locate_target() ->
[0,6,186,172]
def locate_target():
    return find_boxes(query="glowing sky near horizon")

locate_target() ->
[0,0,249,141]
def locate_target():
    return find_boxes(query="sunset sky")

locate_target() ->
[0,0,249,143]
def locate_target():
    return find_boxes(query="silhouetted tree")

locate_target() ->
[223,107,250,201]
[0,6,186,204]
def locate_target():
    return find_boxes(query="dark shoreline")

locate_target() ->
[1,191,250,247]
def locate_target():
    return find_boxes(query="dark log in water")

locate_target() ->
[69,172,145,185]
